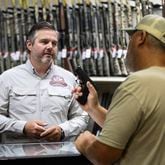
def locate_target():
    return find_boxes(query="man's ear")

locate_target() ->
[26,40,32,52]
[136,31,147,45]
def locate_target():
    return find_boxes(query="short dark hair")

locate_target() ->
[26,21,57,53]
[27,21,56,41]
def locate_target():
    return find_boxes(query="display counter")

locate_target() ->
[0,141,91,164]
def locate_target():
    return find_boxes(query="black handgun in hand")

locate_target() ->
[74,66,95,105]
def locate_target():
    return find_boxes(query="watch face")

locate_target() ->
[60,129,65,140]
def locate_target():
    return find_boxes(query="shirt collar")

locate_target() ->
[25,59,53,78]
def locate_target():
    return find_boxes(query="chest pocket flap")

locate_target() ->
[9,88,37,114]
[48,87,71,98]
[10,88,37,96]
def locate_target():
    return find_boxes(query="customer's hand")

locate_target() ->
[73,81,100,112]
[75,130,96,154]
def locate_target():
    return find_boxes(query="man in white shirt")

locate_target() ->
[0,21,89,143]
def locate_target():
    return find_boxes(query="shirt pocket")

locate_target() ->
[43,88,72,115]
[9,88,37,114]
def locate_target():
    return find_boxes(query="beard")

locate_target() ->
[41,55,54,64]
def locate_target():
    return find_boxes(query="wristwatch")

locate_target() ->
[60,128,65,141]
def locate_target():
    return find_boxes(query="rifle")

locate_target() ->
[86,0,97,76]
[3,4,12,70]
[0,11,5,73]
[77,0,87,71]
[65,0,83,72]
[147,0,153,14]
[125,0,133,28]
[107,0,115,76]
[9,1,23,66]
[80,0,91,75]
[13,0,27,66]
[95,0,104,76]
[163,0,165,17]
[88,1,98,76]
[111,1,122,76]
[53,0,64,66]
[100,1,111,76]
[33,0,39,23]
[47,0,54,24]
[58,0,71,71]
[51,0,59,30]
[21,0,28,64]
[125,0,132,48]
[72,0,83,70]
[118,0,128,76]
[135,0,142,22]
[141,0,153,16]
[65,1,76,72]
[41,0,47,21]
[141,0,148,16]
[52,0,62,66]
[9,0,18,67]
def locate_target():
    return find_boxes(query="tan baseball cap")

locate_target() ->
[124,14,165,44]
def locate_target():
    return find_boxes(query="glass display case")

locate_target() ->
[0,142,91,164]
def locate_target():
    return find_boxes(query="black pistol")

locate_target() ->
[74,66,95,105]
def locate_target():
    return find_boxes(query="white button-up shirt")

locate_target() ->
[0,60,89,143]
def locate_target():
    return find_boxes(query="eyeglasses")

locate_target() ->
[128,30,138,40]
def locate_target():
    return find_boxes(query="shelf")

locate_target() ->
[90,76,127,93]
[91,76,126,83]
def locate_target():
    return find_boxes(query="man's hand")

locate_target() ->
[23,120,48,138]
[40,125,62,142]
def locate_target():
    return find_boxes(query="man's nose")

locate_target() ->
[47,42,53,49]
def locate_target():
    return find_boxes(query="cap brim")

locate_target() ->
[121,28,136,35]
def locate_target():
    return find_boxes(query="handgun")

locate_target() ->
[74,66,95,105]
